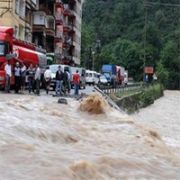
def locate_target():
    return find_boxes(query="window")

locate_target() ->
[19,0,25,18]
[14,26,19,38]
[0,42,8,56]
[0,43,5,56]
[15,0,20,14]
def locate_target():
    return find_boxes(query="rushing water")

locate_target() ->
[0,91,180,180]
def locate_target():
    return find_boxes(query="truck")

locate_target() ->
[101,64,127,86]
[0,26,47,88]
[101,64,117,86]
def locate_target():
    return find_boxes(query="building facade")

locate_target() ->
[0,0,83,65]
[54,0,83,65]
[0,0,38,41]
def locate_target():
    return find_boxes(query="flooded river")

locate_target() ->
[0,91,180,179]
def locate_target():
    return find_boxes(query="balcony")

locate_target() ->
[45,16,55,37]
[55,0,64,5]
[33,11,46,26]
[33,11,46,33]
[64,35,72,42]
[55,3,64,22]
[39,0,54,15]
[63,4,75,18]
[62,24,72,33]
[26,0,38,10]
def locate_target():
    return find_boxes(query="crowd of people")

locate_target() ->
[4,60,81,96]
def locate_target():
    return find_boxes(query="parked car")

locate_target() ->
[99,75,108,85]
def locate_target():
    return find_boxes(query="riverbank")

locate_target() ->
[111,84,164,114]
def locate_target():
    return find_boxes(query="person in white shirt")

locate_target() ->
[44,66,52,94]
[4,60,12,93]
[34,64,41,95]
[14,61,21,93]
[21,63,27,93]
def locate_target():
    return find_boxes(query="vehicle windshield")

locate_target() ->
[49,65,59,73]
[0,43,5,56]
[100,75,106,79]
[104,73,110,78]
[86,73,92,77]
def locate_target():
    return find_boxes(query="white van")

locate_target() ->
[85,70,99,85]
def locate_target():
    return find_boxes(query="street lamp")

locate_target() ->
[92,50,95,71]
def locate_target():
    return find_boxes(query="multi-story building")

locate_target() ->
[0,0,38,41]
[25,0,38,42]
[55,0,83,65]
[32,0,55,52]
[0,0,83,65]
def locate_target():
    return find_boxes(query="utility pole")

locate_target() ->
[92,50,95,71]
[143,0,148,81]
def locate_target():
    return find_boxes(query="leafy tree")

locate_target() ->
[81,0,180,89]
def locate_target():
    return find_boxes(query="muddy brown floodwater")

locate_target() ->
[0,91,180,180]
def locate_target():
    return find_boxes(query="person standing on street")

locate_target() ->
[55,65,63,96]
[4,59,12,93]
[14,62,21,93]
[34,64,41,95]
[21,63,27,93]
[63,69,71,95]
[27,64,35,93]
[44,66,52,94]
[73,70,80,96]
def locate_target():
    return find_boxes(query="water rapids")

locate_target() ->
[0,91,179,179]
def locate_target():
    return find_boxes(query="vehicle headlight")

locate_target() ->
[0,76,5,81]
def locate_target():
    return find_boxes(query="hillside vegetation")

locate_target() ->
[81,0,180,89]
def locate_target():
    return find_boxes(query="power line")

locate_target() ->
[146,1,180,7]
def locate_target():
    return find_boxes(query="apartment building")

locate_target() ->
[0,0,38,41]
[32,0,55,52]
[0,0,83,65]
[55,0,83,65]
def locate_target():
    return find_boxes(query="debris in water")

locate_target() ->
[58,98,68,104]
[79,94,107,114]
[148,130,161,140]
[70,160,99,179]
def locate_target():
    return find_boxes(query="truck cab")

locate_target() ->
[0,26,47,89]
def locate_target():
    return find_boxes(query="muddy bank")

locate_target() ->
[114,84,164,114]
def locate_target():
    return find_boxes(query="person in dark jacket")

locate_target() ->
[55,66,64,96]
[27,64,35,93]
[63,69,71,95]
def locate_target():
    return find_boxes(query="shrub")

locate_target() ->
[115,83,164,114]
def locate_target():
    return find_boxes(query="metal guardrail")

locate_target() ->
[94,85,124,113]
[97,83,147,95]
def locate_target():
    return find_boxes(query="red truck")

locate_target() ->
[0,26,47,88]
